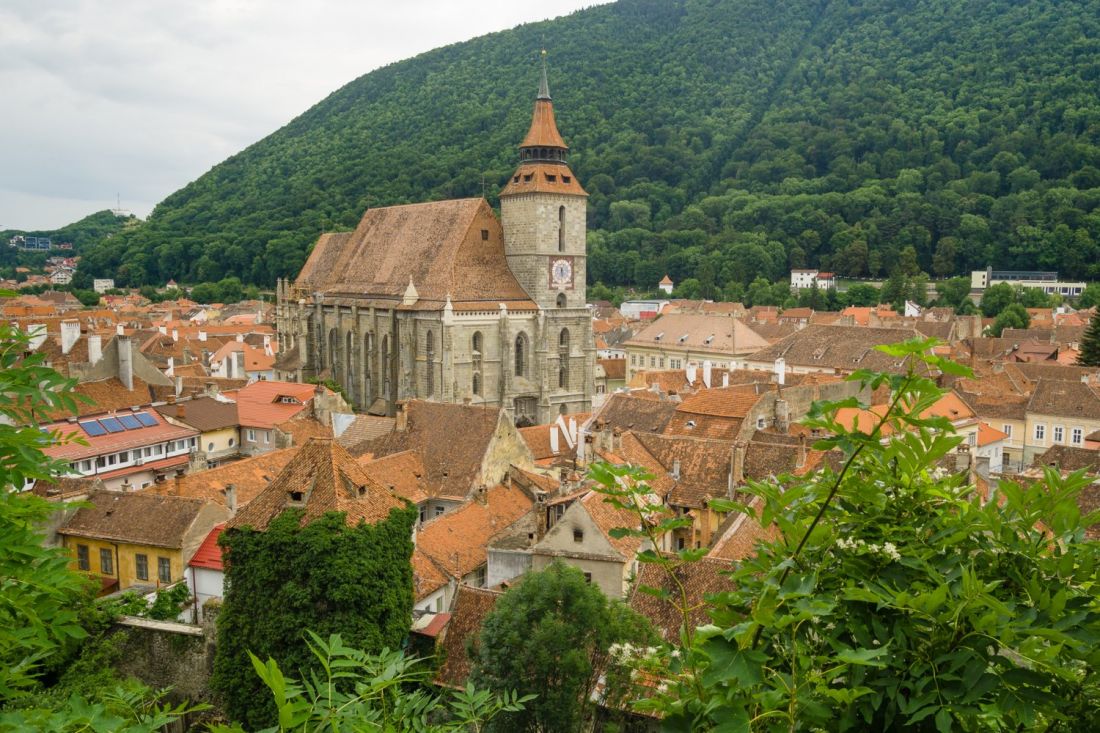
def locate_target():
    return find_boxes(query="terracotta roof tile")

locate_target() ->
[59,490,217,548]
[357,450,430,505]
[227,380,315,429]
[353,401,513,500]
[625,313,769,356]
[594,393,677,434]
[1027,379,1100,420]
[43,408,198,461]
[144,447,298,508]
[416,483,534,578]
[228,438,406,531]
[435,586,502,689]
[412,548,450,600]
[629,559,733,642]
[336,415,396,448]
[747,324,925,374]
[708,497,780,561]
[296,199,536,310]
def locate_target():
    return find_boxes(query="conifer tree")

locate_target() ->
[1077,313,1100,366]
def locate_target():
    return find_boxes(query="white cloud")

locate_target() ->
[0,0,606,230]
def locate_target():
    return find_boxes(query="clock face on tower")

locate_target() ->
[549,256,574,289]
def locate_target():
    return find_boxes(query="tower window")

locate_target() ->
[558,206,565,252]
[425,331,435,397]
[481,229,489,240]
[562,175,571,183]
[523,173,533,182]
[513,175,520,182]
[556,293,566,308]
[472,372,482,396]
[545,173,557,182]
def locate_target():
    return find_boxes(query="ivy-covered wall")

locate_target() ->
[210,506,417,729]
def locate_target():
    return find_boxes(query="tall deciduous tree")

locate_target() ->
[471,562,654,733]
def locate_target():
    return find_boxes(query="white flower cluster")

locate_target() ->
[608,642,661,663]
[836,536,901,562]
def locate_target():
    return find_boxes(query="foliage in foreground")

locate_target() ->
[211,632,532,733]
[212,506,418,729]
[0,322,199,729]
[470,562,656,733]
[594,338,1100,731]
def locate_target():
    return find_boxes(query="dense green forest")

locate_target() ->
[77,0,1100,295]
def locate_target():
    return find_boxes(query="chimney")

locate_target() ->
[198,330,207,342]
[117,335,133,391]
[204,381,217,397]
[233,349,245,377]
[116,323,124,336]
[774,398,790,433]
[702,360,712,389]
[167,356,174,375]
[474,484,488,505]
[158,325,167,335]
[26,324,48,351]
[88,334,102,366]
[395,401,409,431]
[177,402,186,419]
[120,478,133,492]
[167,394,176,405]
[686,362,697,385]
[731,441,746,489]
[549,427,560,455]
[671,459,681,481]
[224,483,237,514]
[955,442,972,473]
[171,328,178,342]
[722,372,729,388]
[774,358,786,386]
[263,334,272,355]
[236,333,244,343]
[60,320,80,355]
[175,375,183,397]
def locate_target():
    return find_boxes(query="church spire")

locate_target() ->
[519,51,567,161]
[538,49,551,100]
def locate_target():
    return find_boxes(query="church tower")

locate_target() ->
[500,53,588,309]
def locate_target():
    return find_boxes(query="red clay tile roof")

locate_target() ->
[630,432,736,509]
[358,450,431,505]
[228,438,406,531]
[412,548,450,600]
[295,199,537,310]
[629,559,733,642]
[598,358,626,381]
[416,483,534,579]
[189,523,226,570]
[708,497,780,561]
[500,163,587,197]
[595,393,677,434]
[59,491,212,548]
[435,586,502,689]
[143,447,298,508]
[227,380,315,429]
[353,401,513,500]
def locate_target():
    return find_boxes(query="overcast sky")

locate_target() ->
[0,0,607,231]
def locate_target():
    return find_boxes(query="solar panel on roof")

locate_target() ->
[135,412,157,427]
[118,414,142,430]
[80,421,107,437]
[99,417,124,433]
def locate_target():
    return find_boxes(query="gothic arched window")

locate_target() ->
[363,333,373,401]
[559,328,570,351]
[472,372,482,397]
[557,292,566,308]
[515,333,528,377]
[425,331,435,397]
[381,335,391,399]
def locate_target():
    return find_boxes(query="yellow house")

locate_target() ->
[1023,380,1100,465]
[58,491,230,595]
[156,396,241,467]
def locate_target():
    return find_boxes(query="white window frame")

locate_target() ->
[1002,424,1012,438]
[1034,424,1045,442]
[246,429,256,442]
[1072,427,1083,446]
[1053,425,1064,444]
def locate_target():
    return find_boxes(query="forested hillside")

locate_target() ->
[2,210,136,250]
[79,0,1100,296]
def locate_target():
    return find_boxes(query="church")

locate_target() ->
[274,61,595,424]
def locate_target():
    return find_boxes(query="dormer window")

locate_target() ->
[654,332,664,341]
[704,334,715,345]
[523,173,534,182]
[545,173,557,182]
[678,334,688,343]
[562,175,571,183]
[513,175,520,182]
[289,491,304,503]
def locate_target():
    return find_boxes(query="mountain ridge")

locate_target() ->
[79,0,1100,297]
